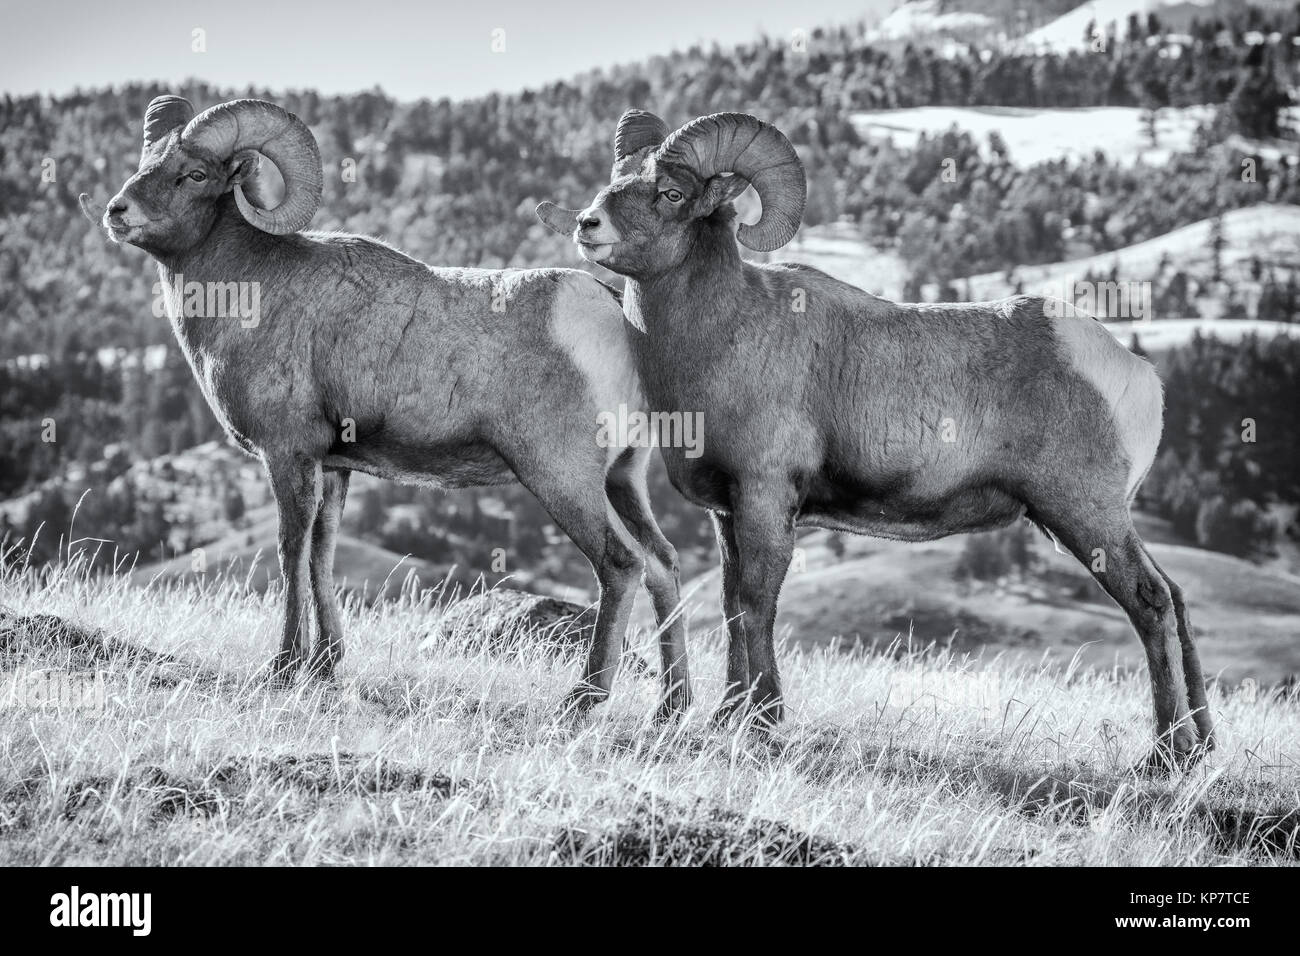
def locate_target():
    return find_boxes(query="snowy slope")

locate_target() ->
[850,104,1236,167]
[777,221,911,300]
[960,204,1300,303]
[782,205,1300,344]
[1104,317,1300,349]
[868,0,995,40]
[1023,0,1217,51]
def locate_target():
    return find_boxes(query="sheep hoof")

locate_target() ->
[557,684,607,721]
[305,646,341,681]
[751,695,785,730]
[652,688,692,725]
[1193,716,1217,753]
[710,695,747,727]
[1134,748,1186,777]
[711,696,783,733]
[261,651,302,687]
[1135,732,1203,776]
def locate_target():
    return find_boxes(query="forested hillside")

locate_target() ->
[1,2,1298,580]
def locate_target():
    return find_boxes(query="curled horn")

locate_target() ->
[652,112,806,252]
[181,99,322,235]
[614,109,670,159]
[141,95,195,162]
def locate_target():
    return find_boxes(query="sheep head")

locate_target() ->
[86,96,322,256]
[536,110,805,279]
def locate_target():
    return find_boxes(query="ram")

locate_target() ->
[538,109,1213,770]
[81,96,691,719]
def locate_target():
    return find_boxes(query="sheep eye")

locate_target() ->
[662,188,684,203]
[187,170,207,183]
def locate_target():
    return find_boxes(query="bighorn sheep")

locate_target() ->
[538,109,1214,770]
[81,96,691,719]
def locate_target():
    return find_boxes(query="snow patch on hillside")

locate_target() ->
[850,104,1226,167]
[777,221,910,300]
[1105,317,1300,349]
[960,204,1300,302]
[782,206,1300,345]
[868,0,995,41]
[1023,0,1216,52]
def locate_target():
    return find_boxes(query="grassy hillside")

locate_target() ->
[0,557,1296,865]
[128,512,462,603]
[0,438,577,604]
[666,527,1300,689]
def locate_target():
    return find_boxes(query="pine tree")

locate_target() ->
[1224,52,1291,139]
[222,483,246,526]
[1208,214,1226,284]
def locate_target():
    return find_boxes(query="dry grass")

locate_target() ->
[0,549,1297,866]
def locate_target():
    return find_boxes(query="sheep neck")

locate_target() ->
[154,201,276,356]
[630,220,746,339]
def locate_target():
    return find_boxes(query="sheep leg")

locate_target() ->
[514,467,643,717]
[711,511,751,721]
[562,515,642,717]
[605,449,692,721]
[307,469,350,679]
[727,486,797,728]
[266,454,322,683]
[1042,510,1199,772]
[1145,546,1216,751]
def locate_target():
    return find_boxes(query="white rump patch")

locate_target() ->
[550,275,645,463]
[1050,301,1164,499]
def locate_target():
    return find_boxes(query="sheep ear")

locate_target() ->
[227,149,278,209]
[698,173,750,214]
[226,149,259,180]
[536,201,579,236]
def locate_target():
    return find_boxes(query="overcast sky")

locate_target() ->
[1,0,894,102]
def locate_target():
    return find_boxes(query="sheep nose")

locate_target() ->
[578,212,601,230]
[107,198,128,217]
